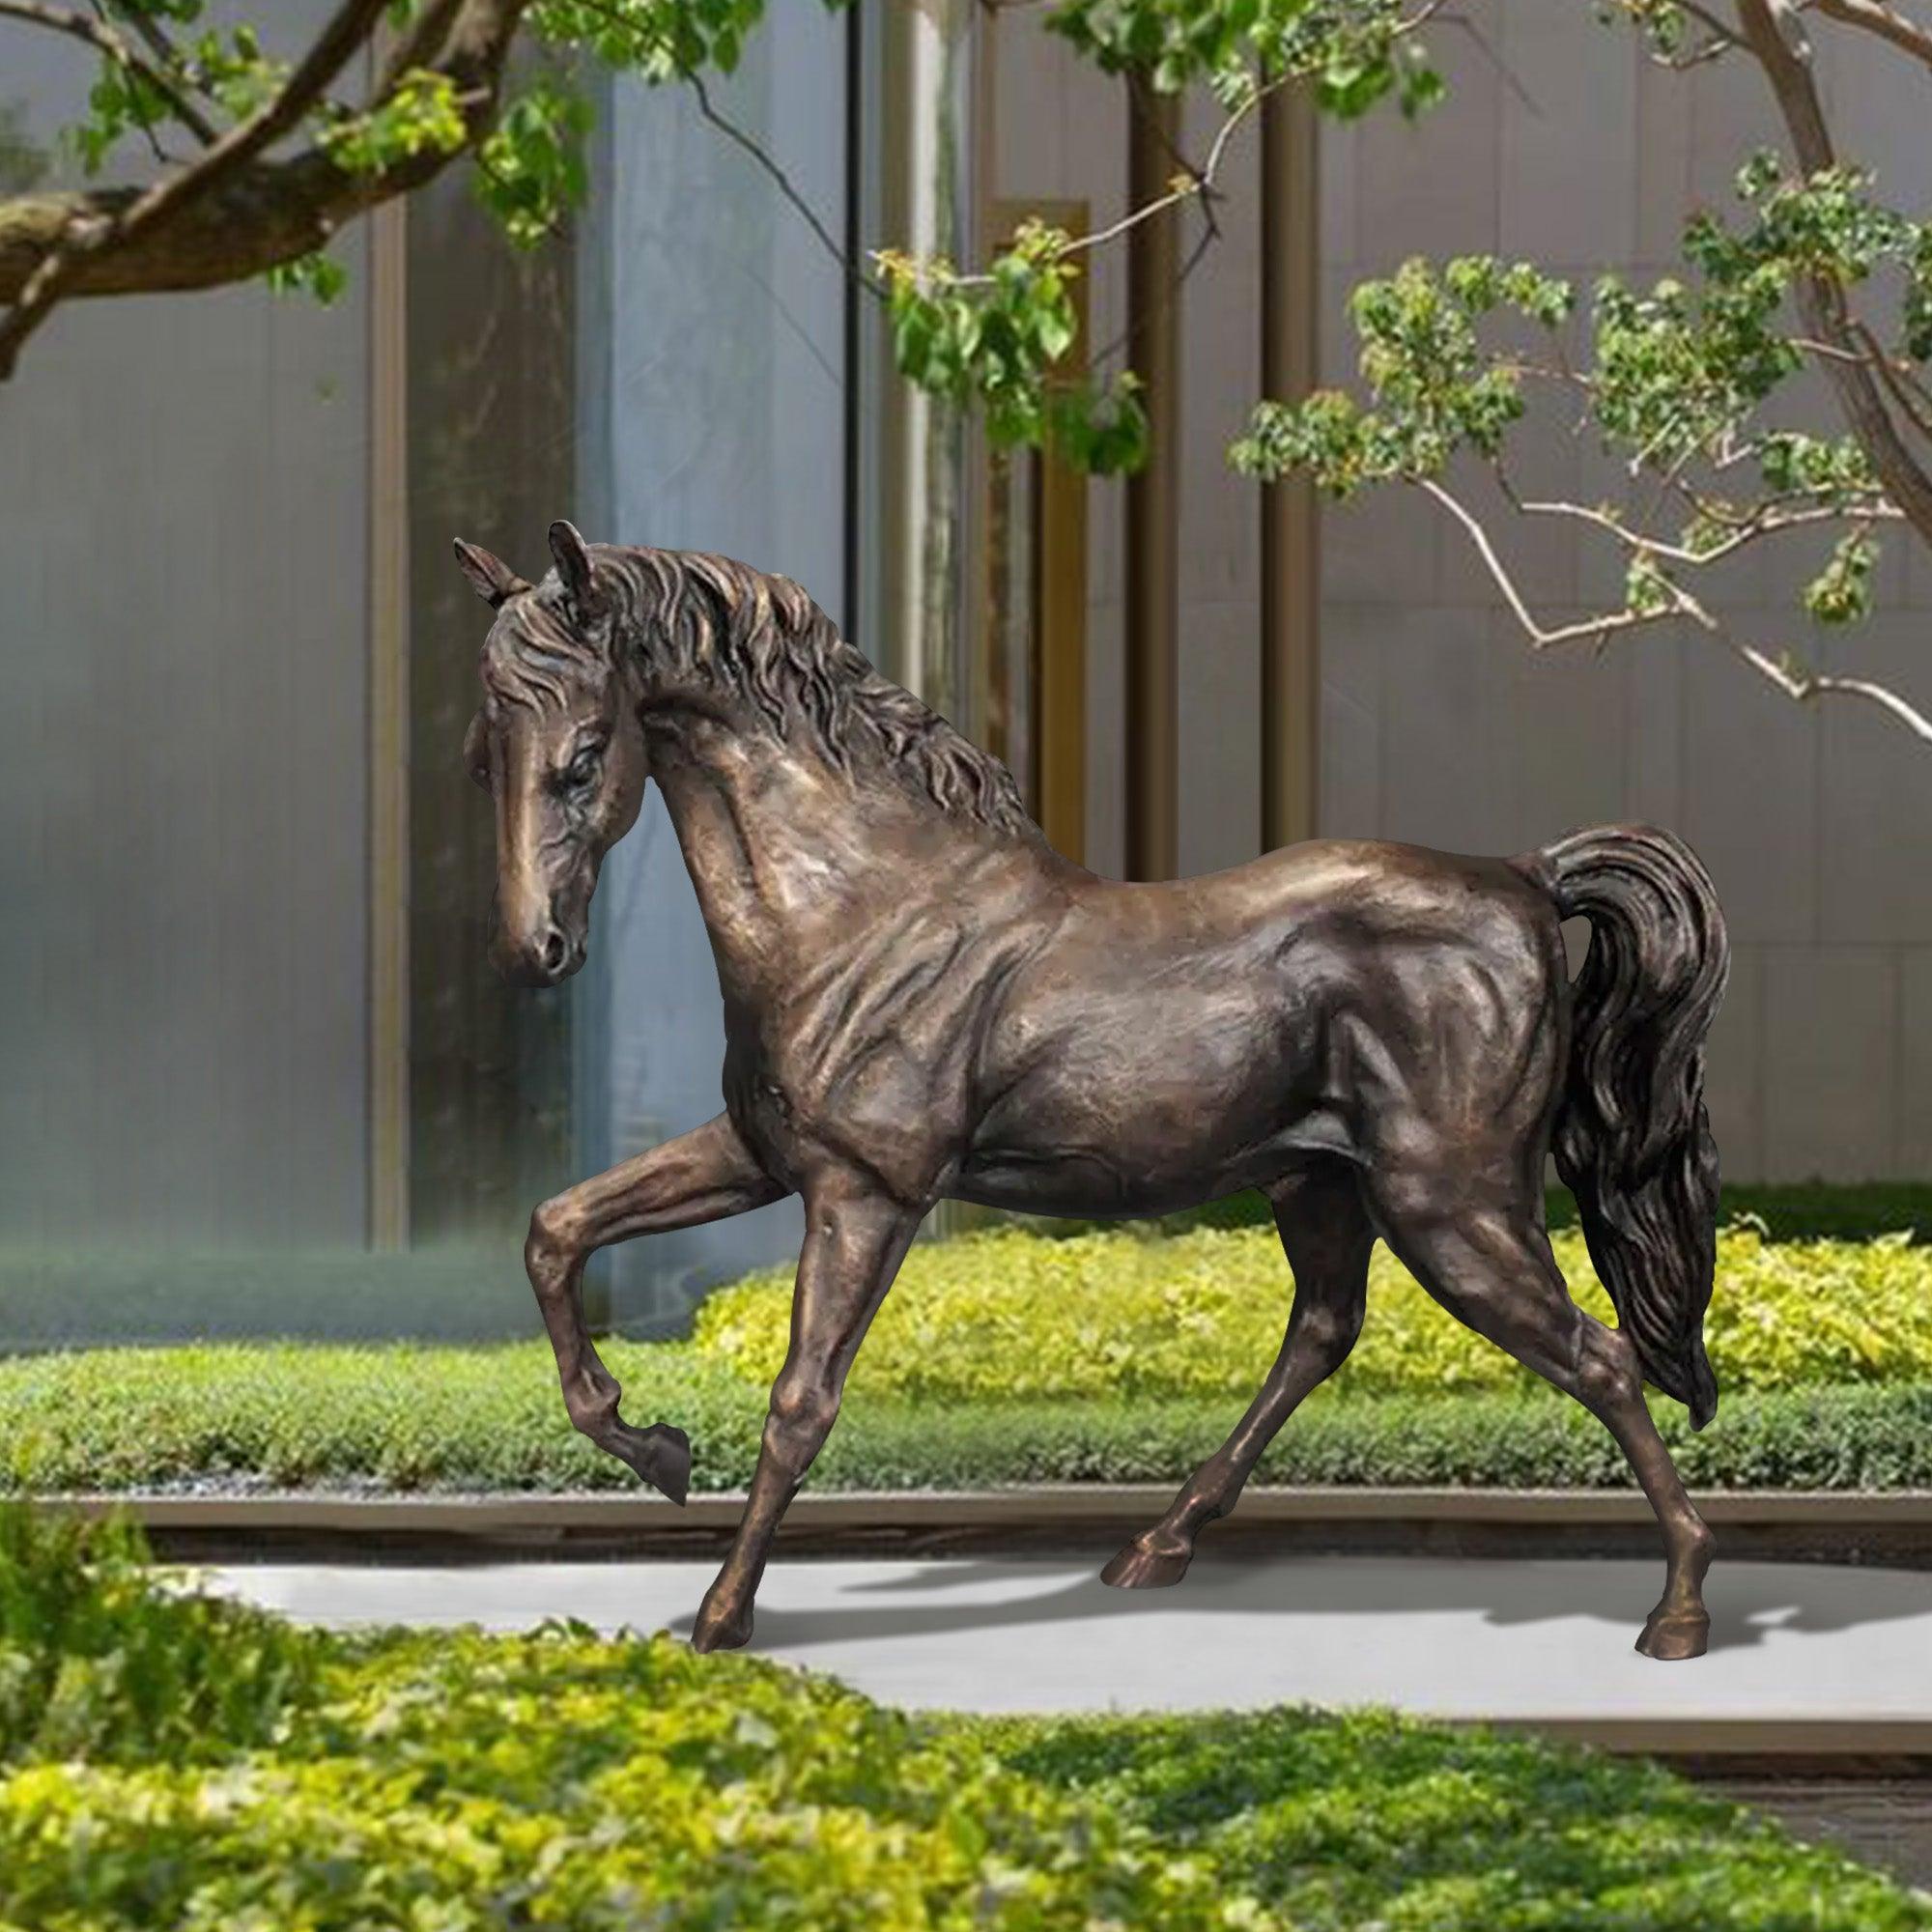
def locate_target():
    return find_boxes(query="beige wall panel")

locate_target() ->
[1354,29,1502,266]
[1492,610,1632,846]
[1677,631,1822,950]
[1498,4,1640,267]
[1762,949,1900,1182]
[1622,635,1689,831]
[1177,601,1264,879]
[1816,618,1932,948]
[1705,943,1767,1183]
[1375,604,1517,855]
[1900,952,1932,1178]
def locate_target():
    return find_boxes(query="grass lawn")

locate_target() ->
[5,1225,1932,1494]
[1,1507,1926,1930]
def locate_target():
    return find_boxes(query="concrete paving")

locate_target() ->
[206,1552,1932,1738]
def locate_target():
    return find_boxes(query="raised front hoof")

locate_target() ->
[1635,1609,1710,1662]
[1101,1540,1192,1590]
[618,1423,691,1506]
[689,1600,753,1655]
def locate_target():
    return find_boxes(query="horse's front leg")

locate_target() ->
[526,1112,788,1503]
[690,1175,921,1653]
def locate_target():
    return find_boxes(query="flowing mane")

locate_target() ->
[483,543,1037,839]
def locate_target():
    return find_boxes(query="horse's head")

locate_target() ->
[453,521,648,988]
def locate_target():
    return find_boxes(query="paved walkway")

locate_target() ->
[208,1553,1932,1743]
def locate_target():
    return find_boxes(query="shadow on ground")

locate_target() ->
[669,1554,1929,1657]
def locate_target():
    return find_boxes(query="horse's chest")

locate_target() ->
[724,970,981,1198]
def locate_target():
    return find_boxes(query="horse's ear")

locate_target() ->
[549,519,598,617]
[453,538,529,609]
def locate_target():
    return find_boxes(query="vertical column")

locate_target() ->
[1125,83,1181,881]
[1260,85,1321,854]
[980,198,1091,867]
[366,43,411,1250]
[874,0,971,714]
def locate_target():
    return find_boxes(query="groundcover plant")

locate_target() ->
[0,1507,1926,1931]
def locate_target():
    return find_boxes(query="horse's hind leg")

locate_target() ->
[1367,1166,1713,1660]
[1102,1159,1375,1589]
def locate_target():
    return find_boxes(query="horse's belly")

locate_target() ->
[957,1004,1345,1217]
[952,1120,1350,1219]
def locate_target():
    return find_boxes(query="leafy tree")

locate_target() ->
[0,1,1422,394]
[7,0,1929,735]
[1226,0,1932,741]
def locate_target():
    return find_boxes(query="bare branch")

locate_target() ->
[1677,578,1932,741]
[1419,473,1932,741]
[1419,477,1666,649]
[1678,0,1752,49]
[381,0,469,91]
[1842,317,1932,440]
[1511,488,1903,564]
[1807,0,1932,69]
[687,71,884,298]
[942,71,1279,292]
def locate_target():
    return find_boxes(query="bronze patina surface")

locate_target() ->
[454,522,1730,1661]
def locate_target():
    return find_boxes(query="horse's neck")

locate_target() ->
[644,708,1025,999]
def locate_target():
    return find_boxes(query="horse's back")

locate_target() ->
[955,835,1570,1214]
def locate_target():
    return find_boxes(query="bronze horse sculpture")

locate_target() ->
[454,521,1729,1662]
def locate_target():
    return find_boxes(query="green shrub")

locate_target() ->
[0,1506,323,1766]
[0,1509,1923,1930]
[696,1225,1932,1403]
[986,1708,1932,1931]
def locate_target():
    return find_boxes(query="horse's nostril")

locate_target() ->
[540,928,569,975]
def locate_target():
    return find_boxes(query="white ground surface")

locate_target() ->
[206,1553,1932,1729]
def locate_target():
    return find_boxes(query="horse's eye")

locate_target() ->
[564,746,603,789]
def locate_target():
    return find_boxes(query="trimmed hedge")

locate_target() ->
[696,1225,1932,1402]
[1046,1181,1932,1243]
[7,1223,1932,1495]
[7,1338,1932,1493]
[2,1507,1926,1930]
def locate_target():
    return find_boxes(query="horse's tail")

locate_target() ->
[1519,824,1729,1431]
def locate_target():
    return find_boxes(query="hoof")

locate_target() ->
[1635,1608,1710,1662]
[1101,1540,1192,1590]
[628,1423,691,1506]
[690,1601,753,1654]
[648,1424,692,1507]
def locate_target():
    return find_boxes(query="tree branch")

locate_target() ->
[0,0,533,374]
[1419,473,1932,741]
[686,70,884,297]
[0,0,394,373]
[1734,0,1932,543]
[1807,0,1932,69]
[1419,477,1666,649]
[0,0,219,143]
[1511,487,1902,564]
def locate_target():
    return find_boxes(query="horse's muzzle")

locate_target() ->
[494,922,585,987]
